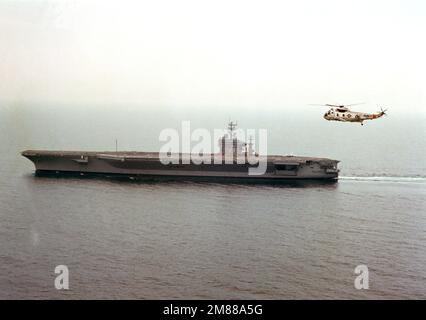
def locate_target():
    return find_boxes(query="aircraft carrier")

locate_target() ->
[21,123,339,183]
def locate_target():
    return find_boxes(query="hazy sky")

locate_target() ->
[1,0,425,113]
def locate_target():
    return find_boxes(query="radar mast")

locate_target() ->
[228,121,237,138]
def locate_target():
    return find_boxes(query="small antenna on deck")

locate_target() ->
[115,139,118,152]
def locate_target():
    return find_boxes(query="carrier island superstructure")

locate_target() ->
[22,122,339,182]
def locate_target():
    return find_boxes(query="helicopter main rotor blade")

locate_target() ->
[309,102,365,107]
[345,102,365,107]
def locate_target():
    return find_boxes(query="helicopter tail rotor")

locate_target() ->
[380,107,388,115]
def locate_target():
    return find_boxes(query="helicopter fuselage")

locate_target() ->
[323,107,385,124]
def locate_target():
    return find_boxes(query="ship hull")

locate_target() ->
[22,150,339,182]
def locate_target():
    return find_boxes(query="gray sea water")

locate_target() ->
[0,103,425,299]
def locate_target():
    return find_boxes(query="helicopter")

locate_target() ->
[310,103,388,125]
